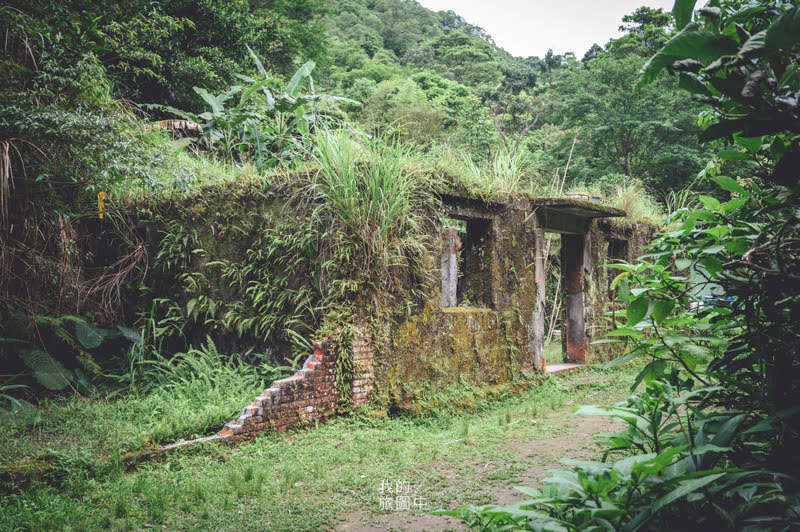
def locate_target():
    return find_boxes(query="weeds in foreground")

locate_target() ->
[0,366,636,531]
[0,340,266,469]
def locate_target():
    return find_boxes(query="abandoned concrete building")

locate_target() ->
[218,192,654,439]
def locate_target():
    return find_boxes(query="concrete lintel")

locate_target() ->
[532,198,626,218]
[537,209,593,235]
[440,194,504,220]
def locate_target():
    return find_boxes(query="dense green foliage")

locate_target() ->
[441,1,800,529]
[0,0,688,399]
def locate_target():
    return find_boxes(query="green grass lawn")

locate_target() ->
[542,340,564,365]
[0,364,636,531]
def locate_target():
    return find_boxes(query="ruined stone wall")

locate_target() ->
[583,219,659,362]
[137,184,657,436]
[221,329,376,440]
[372,201,538,409]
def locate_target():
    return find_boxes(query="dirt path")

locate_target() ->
[335,374,623,532]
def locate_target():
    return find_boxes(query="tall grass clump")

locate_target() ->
[661,184,700,215]
[129,337,267,442]
[0,337,265,468]
[603,178,665,225]
[460,147,534,196]
[307,130,437,308]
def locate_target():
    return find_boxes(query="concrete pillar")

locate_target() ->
[562,233,587,363]
[441,228,460,308]
[530,226,546,370]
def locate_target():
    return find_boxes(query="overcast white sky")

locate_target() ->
[416,0,676,58]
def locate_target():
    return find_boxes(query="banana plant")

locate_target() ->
[147,46,358,169]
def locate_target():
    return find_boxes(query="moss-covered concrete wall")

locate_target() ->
[126,178,321,363]
[582,219,659,362]
[373,198,538,408]
[129,182,657,409]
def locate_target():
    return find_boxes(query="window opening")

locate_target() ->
[441,216,493,309]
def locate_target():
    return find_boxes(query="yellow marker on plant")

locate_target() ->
[97,190,106,220]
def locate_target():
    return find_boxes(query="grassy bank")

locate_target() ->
[0,364,637,531]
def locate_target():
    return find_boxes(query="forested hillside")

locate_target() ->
[2,0,719,198]
[320,1,715,192]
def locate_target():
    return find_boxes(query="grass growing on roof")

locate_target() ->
[305,130,438,308]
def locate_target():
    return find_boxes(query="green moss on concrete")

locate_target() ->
[373,200,540,411]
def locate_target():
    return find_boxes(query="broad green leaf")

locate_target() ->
[638,23,739,87]
[698,195,721,211]
[701,245,725,254]
[76,320,104,349]
[20,346,74,390]
[627,296,649,326]
[722,197,748,213]
[235,78,270,112]
[186,298,197,319]
[778,64,798,90]
[707,226,730,238]
[605,327,642,337]
[632,361,657,390]
[603,352,639,369]
[675,257,693,270]
[634,446,687,473]
[711,414,746,447]
[74,368,94,397]
[116,326,143,345]
[770,136,788,159]
[286,61,316,97]
[619,277,630,304]
[659,25,737,61]
[672,0,698,30]
[739,30,766,57]
[652,473,725,512]
[643,359,668,385]
[311,94,360,105]
[735,135,762,153]
[591,338,624,344]
[700,256,723,277]
[513,486,542,497]
[717,150,751,161]
[246,124,268,168]
[665,333,691,346]
[681,344,710,357]
[193,87,225,115]
[638,51,679,88]
[724,238,750,254]
[653,300,675,324]
[245,44,267,77]
[678,72,712,96]
[712,176,749,196]
[764,7,800,52]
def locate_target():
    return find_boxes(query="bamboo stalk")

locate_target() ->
[546,284,562,347]
[559,137,578,194]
